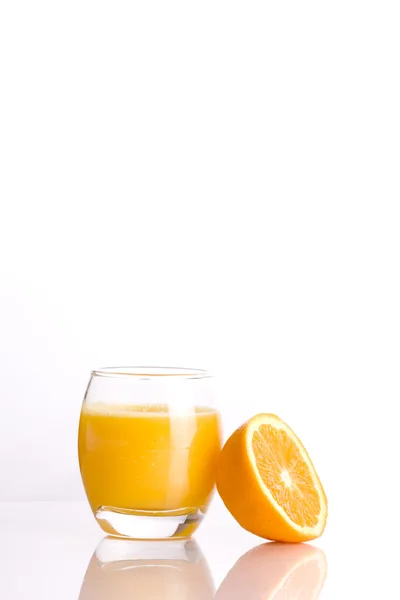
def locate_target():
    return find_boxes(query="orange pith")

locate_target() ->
[217,414,328,542]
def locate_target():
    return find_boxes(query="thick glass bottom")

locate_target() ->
[95,506,204,539]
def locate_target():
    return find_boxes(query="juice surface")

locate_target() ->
[78,404,222,514]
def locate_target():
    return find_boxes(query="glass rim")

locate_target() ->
[91,366,211,380]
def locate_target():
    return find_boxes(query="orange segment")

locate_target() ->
[217,414,327,542]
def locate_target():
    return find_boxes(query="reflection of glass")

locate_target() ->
[78,367,222,538]
[216,542,327,600]
[78,537,215,600]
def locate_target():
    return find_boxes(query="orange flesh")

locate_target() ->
[252,424,321,528]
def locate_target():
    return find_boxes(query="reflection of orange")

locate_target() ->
[216,542,327,600]
[78,539,214,600]
[217,414,328,542]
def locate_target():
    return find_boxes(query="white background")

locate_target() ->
[0,0,399,550]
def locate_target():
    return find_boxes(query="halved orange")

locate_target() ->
[216,414,328,542]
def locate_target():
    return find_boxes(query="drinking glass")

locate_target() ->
[78,367,222,539]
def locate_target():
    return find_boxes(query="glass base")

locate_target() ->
[95,506,204,539]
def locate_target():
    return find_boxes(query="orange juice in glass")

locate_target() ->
[78,367,222,538]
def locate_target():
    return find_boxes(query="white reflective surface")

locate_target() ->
[0,501,395,598]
